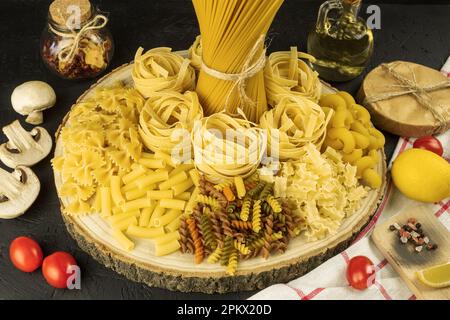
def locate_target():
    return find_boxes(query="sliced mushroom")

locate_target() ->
[0,166,40,219]
[11,81,56,125]
[0,120,53,168]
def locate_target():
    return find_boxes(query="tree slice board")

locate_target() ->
[53,51,387,294]
[372,205,450,300]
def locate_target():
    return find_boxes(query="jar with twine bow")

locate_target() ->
[40,0,114,80]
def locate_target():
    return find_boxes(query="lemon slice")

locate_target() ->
[416,262,450,288]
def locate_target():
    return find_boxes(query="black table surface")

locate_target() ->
[0,0,448,300]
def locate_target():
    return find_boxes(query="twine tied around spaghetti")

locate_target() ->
[201,34,267,111]
[49,14,108,64]
[364,62,450,130]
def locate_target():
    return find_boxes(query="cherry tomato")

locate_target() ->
[42,252,78,289]
[413,136,444,157]
[9,236,43,273]
[346,256,376,290]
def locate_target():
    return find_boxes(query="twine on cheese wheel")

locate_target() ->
[188,36,202,72]
[264,47,322,106]
[132,47,196,98]
[139,91,204,155]
[191,112,266,183]
[259,95,331,161]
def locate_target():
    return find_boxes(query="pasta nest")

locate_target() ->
[132,47,196,98]
[188,35,202,72]
[259,95,331,161]
[264,47,322,106]
[139,90,204,155]
[192,113,266,183]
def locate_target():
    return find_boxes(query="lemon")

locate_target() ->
[416,262,450,288]
[392,149,450,203]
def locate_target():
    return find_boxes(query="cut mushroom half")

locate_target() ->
[0,120,53,168]
[0,166,40,219]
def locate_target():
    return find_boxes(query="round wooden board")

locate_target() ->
[53,52,387,294]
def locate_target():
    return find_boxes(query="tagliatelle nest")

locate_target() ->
[139,90,204,156]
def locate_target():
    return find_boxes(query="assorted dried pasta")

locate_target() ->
[54,84,198,257]
[54,38,385,275]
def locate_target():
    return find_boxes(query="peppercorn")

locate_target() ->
[389,225,396,231]
[415,223,421,229]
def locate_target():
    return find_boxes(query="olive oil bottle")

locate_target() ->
[307,0,374,82]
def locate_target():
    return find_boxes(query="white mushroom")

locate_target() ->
[0,166,40,219]
[0,120,53,168]
[11,81,56,125]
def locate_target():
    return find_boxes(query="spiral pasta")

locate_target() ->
[240,197,252,222]
[196,194,220,209]
[226,250,238,275]
[186,217,204,264]
[192,113,266,182]
[266,195,282,213]
[265,47,322,106]
[234,241,250,255]
[252,200,262,233]
[259,95,331,161]
[132,47,196,98]
[207,246,222,264]
[139,90,203,155]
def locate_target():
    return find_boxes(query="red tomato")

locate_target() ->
[346,256,376,290]
[413,136,444,156]
[9,236,43,273]
[42,252,78,289]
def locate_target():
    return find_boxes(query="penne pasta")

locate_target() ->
[126,225,165,239]
[159,199,186,211]
[139,158,166,169]
[122,197,152,212]
[153,209,181,227]
[176,192,191,201]
[122,165,147,185]
[147,190,174,200]
[172,179,194,196]
[189,169,200,187]
[100,187,112,217]
[135,170,169,189]
[110,176,125,206]
[149,206,165,227]
[111,216,138,231]
[155,238,181,257]
[153,231,180,245]
[113,229,135,251]
[159,171,188,190]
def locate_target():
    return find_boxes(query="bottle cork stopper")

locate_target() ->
[49,0,92,27]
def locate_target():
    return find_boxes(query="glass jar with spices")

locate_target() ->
[41,0,114,80]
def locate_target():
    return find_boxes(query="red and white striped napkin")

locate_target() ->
[249,61,450,301]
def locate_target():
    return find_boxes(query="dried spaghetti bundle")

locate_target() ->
[259,95,331,161]
[192,0,284,123]
[139,91,203,155]
[191,113,266,183]
[265,47,322,106]
[132,47,196,98]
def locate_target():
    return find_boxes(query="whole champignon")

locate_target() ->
[0,166,40,219]
[0,120,53,168]
[11,81,56,125]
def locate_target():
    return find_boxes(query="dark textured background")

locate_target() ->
[0,0,448,300]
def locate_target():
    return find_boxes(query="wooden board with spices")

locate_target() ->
[372,205,450,300]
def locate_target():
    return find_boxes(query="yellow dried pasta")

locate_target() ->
[265,47,322,105]
[132,47,196,98]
